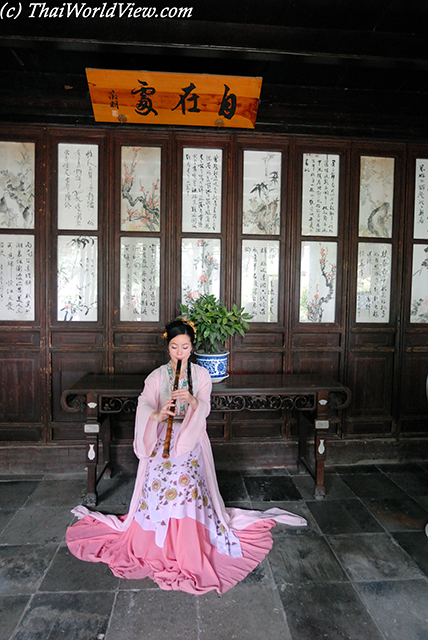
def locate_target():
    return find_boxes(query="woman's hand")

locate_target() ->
[171,388,199,410]
[150,401,176,423]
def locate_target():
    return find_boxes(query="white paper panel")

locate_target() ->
[302,153,339,236]
[120,237,160,321]
[0,234,35,321]
[182,148,222,233]
[121,147,161,231]
[181,238,220,305]
[356,242,392,323]
[414,159,428,239]
[299,241,337,323]
[243,150,281,235]
[57,236,98,321]
[241,239,279,322]
[410,244,428,323]
[359,156,394,238]
[58,143,98,229]
[0,142,35,229]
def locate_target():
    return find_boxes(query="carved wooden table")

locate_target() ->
[61,373,351,505]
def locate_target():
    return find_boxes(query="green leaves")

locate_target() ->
[179,294,253,353]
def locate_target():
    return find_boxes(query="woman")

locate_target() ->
[66,319,307,594]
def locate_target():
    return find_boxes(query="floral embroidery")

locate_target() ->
[163,461,171,470]
[165,489,177,501]
[202,495,208,507]
[152,480,160,491]
[191,460,198,467]
[139,501,147,511]
[179,474,190,485]
[192,487,198,500]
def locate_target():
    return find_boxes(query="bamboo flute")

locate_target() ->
[162,358,182,459]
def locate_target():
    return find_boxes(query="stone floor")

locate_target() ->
[1,462,428,640]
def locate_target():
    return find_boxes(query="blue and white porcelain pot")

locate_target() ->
[195,351,229,383]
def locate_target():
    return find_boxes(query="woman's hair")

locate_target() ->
[164,319,196,346]
[164,319,195,395]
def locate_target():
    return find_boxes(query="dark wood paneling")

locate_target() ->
[113,352,165,375]
[292,351,340,378]
[346,352,394,419]
[0,353,41,422]
[231,351,284,374]
[51,332,104,348]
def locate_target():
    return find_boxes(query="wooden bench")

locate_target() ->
[61,373,351,505]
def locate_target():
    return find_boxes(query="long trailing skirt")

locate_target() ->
[66,423,296,595]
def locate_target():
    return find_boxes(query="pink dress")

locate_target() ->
[66,362,307,594]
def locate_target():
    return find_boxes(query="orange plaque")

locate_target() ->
[86,69,262,129]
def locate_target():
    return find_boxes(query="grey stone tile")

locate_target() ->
[384,470,428,497]
[268,531,347,587]
[362,495,428,531]
[197,583,292,640]
[328,533,425,582]
[0,481,39,509]
[356,579,428,640]
[240,558,274,587]
[241,468,291,476]
[215,471,249,503]
[118,576,159,590]
[341,472,407,499]
[244,475,302,502]
[307,498,384,534]
[12,592,114,640]
[376,463,423,474]
[279,582,385,640]
[95,473,135,514]
[392,531,428,578]
[414,495,428,511]
[334,464,381,474]
[0,595,30,640]
[250,501,318,534]
[0,544,58,595]
[106,590,197,640]
[39,545,119,592]
[0,506,73,545]
[293,473,356,501]
[25,477,87,507]
[0,510,14,535]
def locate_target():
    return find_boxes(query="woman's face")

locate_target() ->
[168,333,192,368]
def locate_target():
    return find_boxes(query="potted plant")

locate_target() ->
[179,294,253,382]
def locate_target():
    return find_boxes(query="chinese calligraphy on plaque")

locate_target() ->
[182,148,222,233]
[121,146,161,232]
[120,237,160,321]
[241,239,279,322]
[57,236,98,321]
[356,242,392,323]
[242,151,281,235]
[359,156,395,238]
[302,153,339,236]
[299,241,337,323]
[0,142,35,229]
[58,143,99,229]
[181,238,221,305]
[410,244,428,323]
[414,159,428,239]
[0,234,35,321]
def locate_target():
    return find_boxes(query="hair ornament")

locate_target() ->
[181,318,197,337]
[161,331,168,338]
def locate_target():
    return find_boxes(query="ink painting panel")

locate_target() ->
[359,156,394,238]
[0,142,35,229]
[120,237,160,321]
[241,239,279,322]
[57,236,98,322]
[121,146,161,232]
[356,242,392,323]
[181,238,221,305]
[299,241,337,323]
[410,244,428,323]
[243,150,281,235]
[58,143,99,230]
[182,148,222,233]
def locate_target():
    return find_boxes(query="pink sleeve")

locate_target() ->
[133,369,161,459]
[174,365,212,457]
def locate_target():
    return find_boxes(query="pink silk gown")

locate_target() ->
[66,363,307,594]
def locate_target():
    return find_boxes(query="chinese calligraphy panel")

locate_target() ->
[243,150,281,235]
[302,153,339,236]
[121,146,161,232]
[58,143,99,230]
[241,239,279,323]
[0,142,35,229]
[181,238,221,305]
[120,237,160,321]
[182,148,222,233]
[299,241,337,323]
[57,236,98,322]
[359,156,395,238]
[356,242,392,323]
[414,159,428,239]
[0,234,35,321]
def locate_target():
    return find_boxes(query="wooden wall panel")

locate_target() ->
[0,353,41,422]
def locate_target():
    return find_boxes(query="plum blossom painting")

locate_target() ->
[242,151,281,235]
[356,242,392,323]
[120,237,160,321]
[359,156,395,238]
[410,244,428,323]
[0,142,35,229]
[241,239,279,322]
[299,241,337,323]
[181,238,220,305]
[57,236,98,321]
[58,143,98,229]
[121,146,161,231]
[414,159,428,239]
